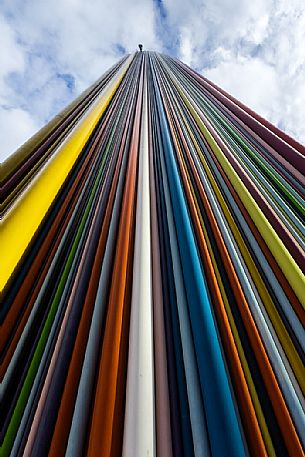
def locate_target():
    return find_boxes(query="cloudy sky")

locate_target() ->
[1,0,305,162]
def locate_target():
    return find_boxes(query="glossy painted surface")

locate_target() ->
[1,51,305,457]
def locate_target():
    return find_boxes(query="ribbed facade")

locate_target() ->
[1,51,305,457]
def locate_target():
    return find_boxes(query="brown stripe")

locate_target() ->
[148,88,173,457]
[86,59,143,457]
[0,97,118,377]
[47,90,135,457]
[162,87,267,456]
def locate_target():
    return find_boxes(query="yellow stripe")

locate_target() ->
[0,107,87,215]
[0,54,134,293]
[177,119,276,457]
[174,81,305,308]
[183,144,276,457]
[1,57,127,182]
[186,123,305,396]
[208,247,276,457]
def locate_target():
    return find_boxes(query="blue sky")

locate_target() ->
[1,0,305,161]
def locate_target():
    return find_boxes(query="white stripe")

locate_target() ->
[122,63,155,457]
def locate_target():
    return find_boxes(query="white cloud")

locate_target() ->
[0,0,161,161]
[201,0,305,145]
[0,0,305,162]
[180,27,193,66]
[0,107,39,162]
[162,0,305,146]
[204,57,281,122]
[0,15,25,80]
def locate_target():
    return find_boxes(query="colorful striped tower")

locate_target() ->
[1,51,305,457]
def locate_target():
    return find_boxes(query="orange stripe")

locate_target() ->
[86,61,144,457]
[161,91,267,456]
